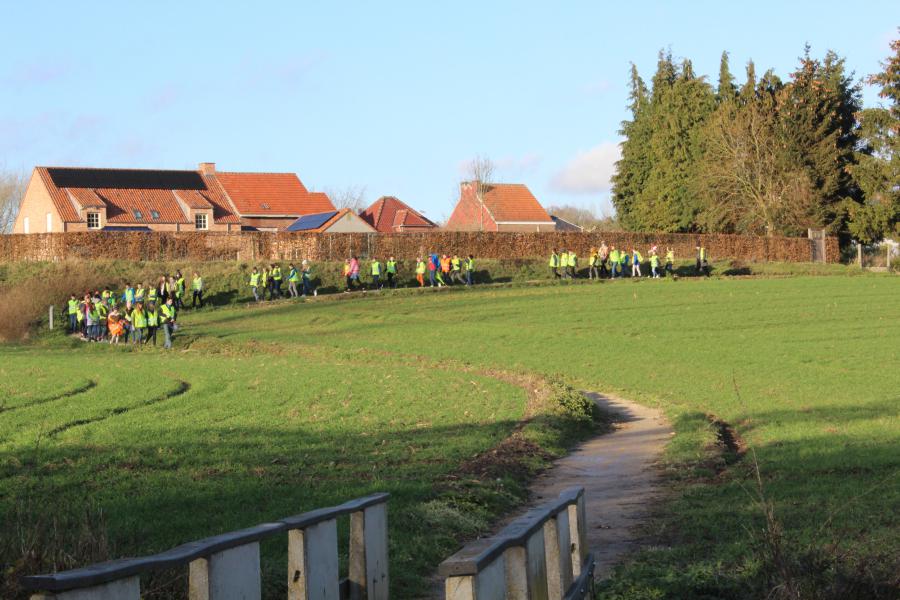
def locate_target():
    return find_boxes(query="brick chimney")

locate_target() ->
[198,162,216,175]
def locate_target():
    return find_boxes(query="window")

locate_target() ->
[150,210,160,220]
[46,213,53,232]
[23,216,29,234]
[87,212,100,229]
[132,210,143,220]
[195,213,208,230]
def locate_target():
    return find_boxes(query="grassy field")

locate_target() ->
[2,270,898,598]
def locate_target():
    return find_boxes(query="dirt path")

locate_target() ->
[527,392,673,579]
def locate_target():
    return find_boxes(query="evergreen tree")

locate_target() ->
[612,64,652,229]
[848,31,899,242]
[740,60,757,100]
[717,51,736,102]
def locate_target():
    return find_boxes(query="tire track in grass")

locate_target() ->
[46,380,191,438]
[0,379,97,414]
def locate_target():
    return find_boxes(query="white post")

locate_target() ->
[567,494,587,577]
[288,519,340,600]
[524,528,549,600]
[29,576,141,600]
[543,512,573,600]
[49,305,54,330]
[189,543,262,600]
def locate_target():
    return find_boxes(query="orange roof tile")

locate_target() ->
[480,183,552,223]
[360,196,436,232]
[214,172,334,216]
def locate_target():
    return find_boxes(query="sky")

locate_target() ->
[1,2,897,220]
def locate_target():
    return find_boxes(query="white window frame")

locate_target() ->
[195,213,208,230]
[87,212,101,230]
[23,216,29,234]
[46,212,53,232]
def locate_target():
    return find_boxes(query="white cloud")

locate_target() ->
[551,142,620,194]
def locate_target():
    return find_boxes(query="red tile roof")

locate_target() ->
[479,183,552,223]
[360,196,436,232]
[214,172,334,216]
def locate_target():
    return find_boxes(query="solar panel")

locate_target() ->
[102,226,152,232]
[48,168,207,191]
[285,211,339,232]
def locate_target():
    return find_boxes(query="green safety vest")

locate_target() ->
[131,309,147,328]
[125,288,135,303]
[650,255,659,267]
[288,269,299,282]
[76,306,84,322]
[560,253,569,268]
[549,253,559,268]
[67,299,78,314]
[148,288,158,301]
[146,310,159,327]
[386,260,397,274]
[250,272,260,287]
[272,268,282,281]
[666,251,674,263]
[135,287,145,301]
[610,249,620,263]
[465,258,474,271]
[176,277,185,296]
[371,261,381,276]
[569,252,577,266]
[451,258,461,271]
[261,271,269,284]
[416,261,426,274]
[192,277,203,290]
[161,304,176,323]
[699,248,707,260]
[97,303,108,318]
[619,253,628,265]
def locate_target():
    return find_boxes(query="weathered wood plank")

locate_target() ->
[189,542,261,600]
[28,576,140,600]
[288,519,339,600]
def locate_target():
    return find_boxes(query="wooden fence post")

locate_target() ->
[189,543,261,600]
[287,519,340,600]
[567,493,587,577]
[348,503,389,600]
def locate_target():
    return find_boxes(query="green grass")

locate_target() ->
[2,270,898,598]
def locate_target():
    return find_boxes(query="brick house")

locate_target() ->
[11,162,334,233]
[444,181,556,232]
[359,196,437,233]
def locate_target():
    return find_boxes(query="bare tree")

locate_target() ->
[697,101,816,236]
[464,155,495,231]
[0,169,26,233]
[321,184,368,213]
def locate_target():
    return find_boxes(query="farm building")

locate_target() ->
[11,162,334,234]
[359,196,437,233]
[444,181,556,232]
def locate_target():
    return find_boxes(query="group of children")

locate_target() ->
[339,253,476,291]
[550,244,710,279]
[248,261,316,302]
[66,271,200,348]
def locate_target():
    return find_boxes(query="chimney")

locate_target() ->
[198,162,216,175]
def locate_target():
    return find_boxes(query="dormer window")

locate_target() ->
[87,212,101,229]
[195,213,208,230]
[150,210,160,220]
[133,210,143,220]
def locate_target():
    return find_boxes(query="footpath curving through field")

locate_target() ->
[432,392,672,596]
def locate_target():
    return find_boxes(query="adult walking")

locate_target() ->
[160,297,177,350]
[465,254,475,286]
[191,272,204,308]
[549,249,561,279]
[249,267,261,302]
[631,248,643,277]
[370,257,382,289]
[301,260,316,296]
[599,242,610,278]
[386,256,398,289]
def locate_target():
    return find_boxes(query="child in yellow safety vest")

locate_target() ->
[665,248,675,276]
[650,252,660,278]
[450,255,465,284]
[549,249,561,279]
[129,302,147,345]
[415,257,426,287]
[249,268,261,302]
[567,251,577,279]
[588,248,599,280]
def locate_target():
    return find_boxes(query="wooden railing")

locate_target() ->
[438,487,594,600]
[22,493,389,600]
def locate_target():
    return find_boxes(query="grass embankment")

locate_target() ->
[0,336,598,598]
[178,275,899,599]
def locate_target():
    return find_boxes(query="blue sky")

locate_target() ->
[2,2,897,220]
